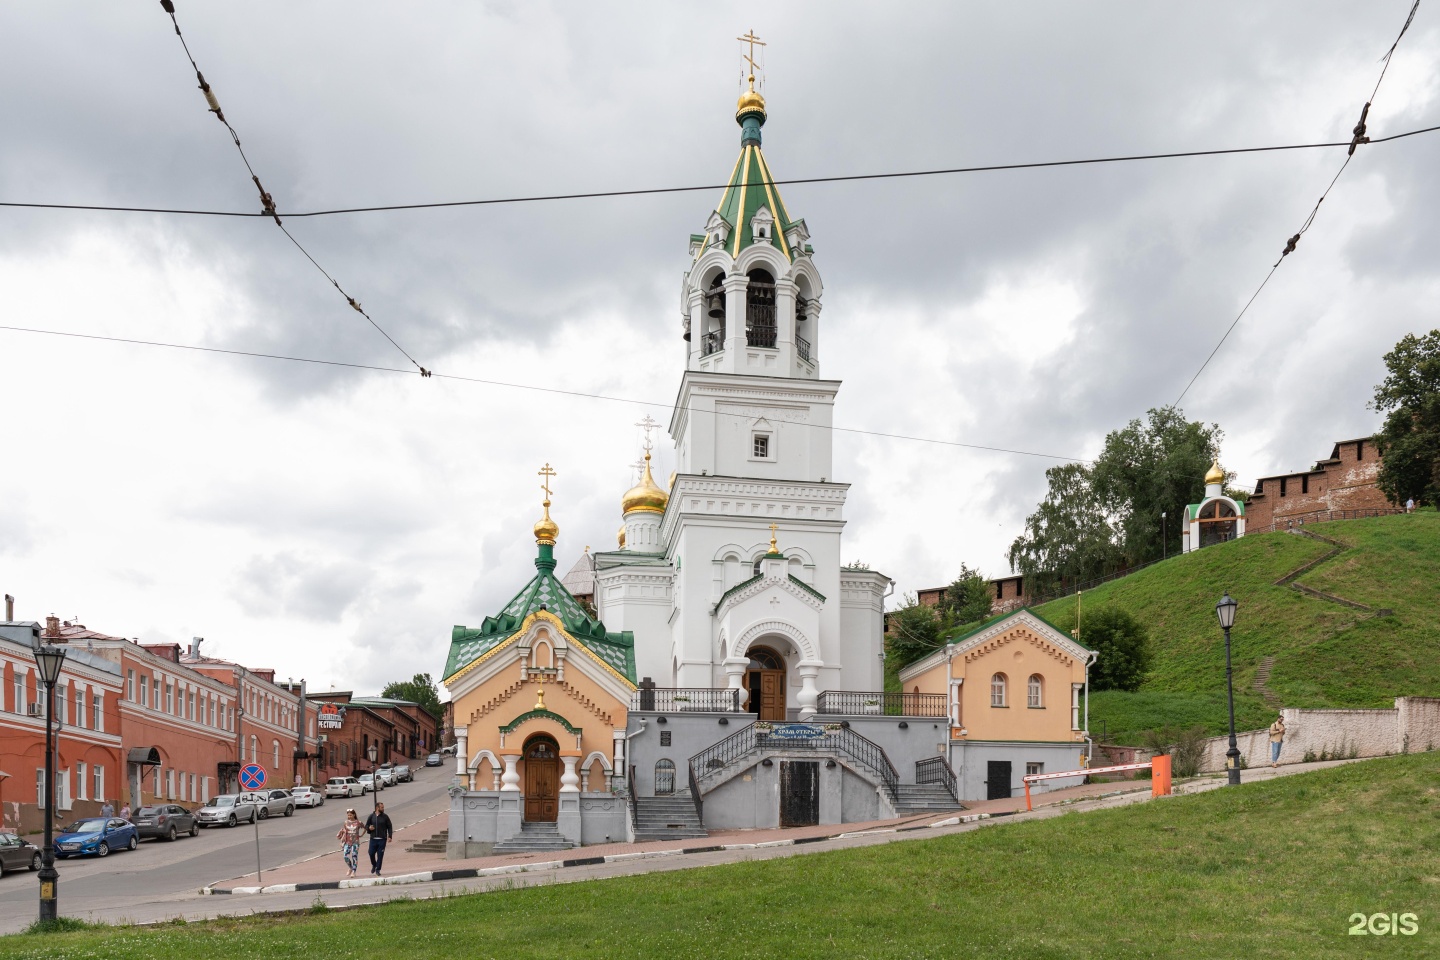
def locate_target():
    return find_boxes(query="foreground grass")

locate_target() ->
[4,754,1437,959]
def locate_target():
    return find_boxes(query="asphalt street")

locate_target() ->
[0,763,452,931]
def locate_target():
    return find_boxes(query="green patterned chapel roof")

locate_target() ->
[443,542,636,684]
[694,92,805,263]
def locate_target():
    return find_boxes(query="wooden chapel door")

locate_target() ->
[523,737,559,822]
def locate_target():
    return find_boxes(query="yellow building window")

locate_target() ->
[1028,675,1044,708]
[990,673,1007,707]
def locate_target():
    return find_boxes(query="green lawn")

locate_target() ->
[5,754,1438,959]
[1031,512,1440,743]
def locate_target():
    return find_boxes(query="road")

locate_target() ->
[0,763,451,932]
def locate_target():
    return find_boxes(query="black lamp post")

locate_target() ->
[34,643,67,924]
[1215,592,1241,786]
[1161,511,1167,561]
[366,743,379,815]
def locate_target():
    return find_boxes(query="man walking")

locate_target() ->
[365,801,394,876]
[1268,714,1287,768]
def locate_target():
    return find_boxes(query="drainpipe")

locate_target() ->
[1083,650,1098,764]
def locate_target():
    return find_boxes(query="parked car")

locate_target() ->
[393,764,413,783]
[239,789,295,819]
[0,832,42,876]
[133,804,199,842]
[324,777,363,799]
[376,764,398,787]
[53,817,138,858]
[356,773,382,794]
[425,753,443,767]
[196,794,258,828]
[291,786,325,808]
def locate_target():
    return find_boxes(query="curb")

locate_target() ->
[202,814,989,896]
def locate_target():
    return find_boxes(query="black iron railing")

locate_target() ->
[814,691,948,717]
[747,317,777,348]
[688,721,900,803]
[796,335,811,362]
[630,688,744,712]
[627,764,638,832]
[686,759,703,824]
[701,329,724,357]
[916,756,958,802]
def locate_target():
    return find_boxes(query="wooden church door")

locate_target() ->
[523,736,560,822]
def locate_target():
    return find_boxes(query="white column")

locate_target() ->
[774,277,797,370]
[724,657,750,708]
[500,754,521,791]
[491,763,501,792]
[454,728,468,781]
[723,273,750,365]
[797,661,822,720]
[560,756,580,793]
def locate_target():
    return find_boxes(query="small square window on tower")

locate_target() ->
[753,434,770,459]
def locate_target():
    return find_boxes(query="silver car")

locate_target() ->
[196,794,258,828]
[239,789,295,819]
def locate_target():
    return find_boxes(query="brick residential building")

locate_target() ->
[915,575,1028,618]
[307,691,397,783]
[0,620,124,833]
[1245,436,1396,532]
[183,645,312,792]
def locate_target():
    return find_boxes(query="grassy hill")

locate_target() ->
[10,755,1437,958]
[1032,511,1440,744]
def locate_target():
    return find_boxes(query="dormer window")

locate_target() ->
[750,205,774,245]
[705,210,732,247]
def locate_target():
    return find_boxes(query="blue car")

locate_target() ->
[53,817,138,858]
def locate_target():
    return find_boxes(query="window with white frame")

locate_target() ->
[56,682,67,725]
[74,686,86,729]
[94,765,104,803]
[165,682,174,715]
[139,675,149,707]
[752,433,771,459]
[1071,684,1082,731]
[1027,674,1044,709]
[93,692,103,731]
[250,735,258,764]
[1026,762,1044,777]
[13,671,24,714]
[272,740,280,770]
[166,769,175,799]
[57,769,71,810]
[35,768,44,806]
[991,673,1007,707]
[153,767,161,796]
[126,668,135,701]
[187,690,195,720]
[76,761,87,800]
[201,776,209,802]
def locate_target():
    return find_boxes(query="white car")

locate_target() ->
[291,786,325,808]
[357,773,382,794]
[324,777,363,799]
[376,765,398,787]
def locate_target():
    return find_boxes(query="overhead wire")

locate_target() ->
[1171,0,1423,409]
[156,0,430,376]
[0,323,1093,463]
[3,124,1440,219]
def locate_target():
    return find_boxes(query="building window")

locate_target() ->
[166,769,175,799]
[655,759,676,795]
[201,776,210,802]
[57,770,71,811]
[273,740,280,770]
[140,675,148,707]
[74,687,86,729]
[188,691,195,721]
[94,766,104,803]
[250,735,258,764]
[752,434,770,459]
[1026,762,1044,777]
[56,683,67,725]
[13,672,24,714]
[1301,475,1309,495]
[154,767,162,797]
[1027,675,1044,709]
[165,683,174,715]
[76,762,87,800]
[1356,439,1365,460]
[1072,684,1082,731]
[990,673,1007,708]
[126,669,135,701]
[1280,477,1287,497]
[93,693,103,732]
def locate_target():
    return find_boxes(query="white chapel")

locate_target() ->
[590,63,892,720]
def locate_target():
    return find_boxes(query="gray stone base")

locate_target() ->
[446,839,494,859]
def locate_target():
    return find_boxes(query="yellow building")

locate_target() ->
[442,472,636,856]
[898,609,1095,801]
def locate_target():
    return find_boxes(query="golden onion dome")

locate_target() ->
[1205,462,1226,485]
[736,87,767,121]
[534,498,559,544]
[621,454,669,516]
[617,523,627,548]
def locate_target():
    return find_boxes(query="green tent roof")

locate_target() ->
[444,543,636,683]
[693,97,804,263]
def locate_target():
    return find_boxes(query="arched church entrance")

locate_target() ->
[1198,501,1238,548]
[746,646,787,722]
[522,734,560,822]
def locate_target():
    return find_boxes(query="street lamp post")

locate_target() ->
[1161,511,1167,561]
[1215,592,1241,786]
[34,643,68,924]
[366,744,379,816]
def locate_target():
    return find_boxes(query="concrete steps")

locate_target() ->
[407,828,449,854]
[892,783,963,814]
[493,821,576,853]
[633,791,707,841]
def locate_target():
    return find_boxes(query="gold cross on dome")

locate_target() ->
[738,29,766,88]
[635,415,659,457]
[769,522,779,553]
[538,463,557,500]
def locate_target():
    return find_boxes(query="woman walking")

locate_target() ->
[336,808,365,879]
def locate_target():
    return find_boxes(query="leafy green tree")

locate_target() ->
[1007,463,1124,596]
[1371,329,1440,507]
[1079,606,1151,692]
[943,564,993,627]
[886,595,943,669]
[1090,407,1222,566]
[380,672,444,720]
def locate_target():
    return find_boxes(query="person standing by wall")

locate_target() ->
[1269,715,1287,768]
[336,808,364,880]
[100,800,114,819]
[365,801,394,876]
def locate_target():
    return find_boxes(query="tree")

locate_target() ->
[1372,329,1440,507]
[886,595,942,670]
[380,673,444,720]
[1007,463,1124,596]
[943,564,993,627]
[1079,606,1150,692]
[1089,407,1222,566]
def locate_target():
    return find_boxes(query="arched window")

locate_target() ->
[249,735,258,763]
[746,269,776,348]
[654,759,676,795]
[1028,675,1044,708]
[991,673,1007,708]
[273,740,281,770]
[702,274,727,356]
[752,557,763,576]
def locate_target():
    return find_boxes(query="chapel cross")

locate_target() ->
[634,415,659,457]
[538,463,557,501]
[769,522,779,553]
[737,29,766,89]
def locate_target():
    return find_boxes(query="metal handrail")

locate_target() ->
[796,334,811,362]
[627,764,639,832]
[701,329,724,357]
[630,688,743,712]
[686,759,703,824]
[915,756,958,802]
[688,721,900,803]
[814,691,947,717]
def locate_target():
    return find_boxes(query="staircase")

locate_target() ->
[1252,655,1282,709]
[891,783,963,815]
[492,821,576,854]
[632,791,708,842]
[407,828,448,853]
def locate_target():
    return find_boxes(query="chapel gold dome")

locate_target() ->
[534,510,559,544]
[736,88,766,120]
[1205,462,1226,485]
[621,457,669,516]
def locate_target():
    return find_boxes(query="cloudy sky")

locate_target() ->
[1,2,1436,695]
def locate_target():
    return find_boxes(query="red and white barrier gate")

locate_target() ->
[1021,755,1172,811]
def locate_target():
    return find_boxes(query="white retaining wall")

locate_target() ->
[1198,697,1440,771]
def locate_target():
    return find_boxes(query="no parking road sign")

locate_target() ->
[239,763,268,791]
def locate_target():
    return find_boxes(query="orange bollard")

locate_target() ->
[1024,779,1032,812]
[1151,754,1172,797]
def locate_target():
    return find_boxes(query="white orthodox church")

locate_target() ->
[589,68,892,721]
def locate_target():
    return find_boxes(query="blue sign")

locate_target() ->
[239,763,267,791]
[767,723,825,740]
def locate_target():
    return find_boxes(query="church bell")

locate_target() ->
[705,291,726,319]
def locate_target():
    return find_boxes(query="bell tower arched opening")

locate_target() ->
[746,268,777,348]
[702,273,727,357]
